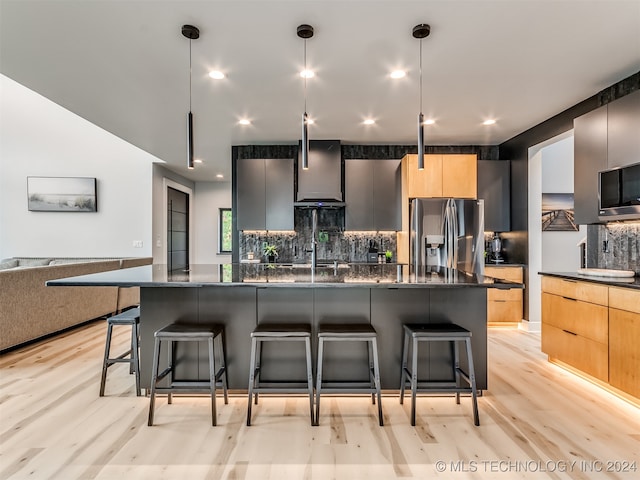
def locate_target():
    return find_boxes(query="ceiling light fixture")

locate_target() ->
[297,24,314,170]
[363,119,375,125]
[194,158,203,164]
[390,70,406,79]
[300,69,315,79]
[239,119,251,125]
[483,119,496,125]
[413,23,430,170]
[424,118,435,125]
[182,24,200,170]
[209,70,225,80]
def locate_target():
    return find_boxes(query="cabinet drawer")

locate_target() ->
[541,293,608,344]
[609,308,640,398]
[488,288,522,302]
[485,266,523,283]
[541,276,608,306]
[488,300,522,323]
[541,323,608,382]
[609,287,640,314]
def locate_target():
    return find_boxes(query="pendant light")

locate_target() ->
[297,24,314,170]
[182,24,199,170]
[413,24,430,170]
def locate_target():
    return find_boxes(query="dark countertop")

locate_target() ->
[539,271,640,290]
[47,264,523,289]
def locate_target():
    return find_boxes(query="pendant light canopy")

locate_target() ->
[297,24,314,170]
[182,24,200,170]
[413,24,430,170]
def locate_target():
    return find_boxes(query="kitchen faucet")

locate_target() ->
[305,208,318,270]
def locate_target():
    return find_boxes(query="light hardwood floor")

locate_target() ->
[1,321,639,480]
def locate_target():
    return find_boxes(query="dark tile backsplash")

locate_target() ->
[239,208,397,263]
[587,222,640,274]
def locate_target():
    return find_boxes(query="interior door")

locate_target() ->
[167,186,189,271]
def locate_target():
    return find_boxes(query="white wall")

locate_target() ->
[194,181,232,264]
[528,148,543,326]
[0,75,155,258]
[541,136,586,272]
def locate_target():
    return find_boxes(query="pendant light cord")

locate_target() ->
[303,38,307,112]
[419,38,423,113]
[189,38,193,112]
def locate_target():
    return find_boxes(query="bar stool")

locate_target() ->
[100,307,141,396]
[400,323,479,426]
[247,323,314,426]
[148,322,228,426]
[315,324,383,426]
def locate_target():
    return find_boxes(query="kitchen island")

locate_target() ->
[48,264,522,390]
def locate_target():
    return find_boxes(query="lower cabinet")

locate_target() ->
[485,266,523,324]
[541,276,640,401]
[609,287,640,399]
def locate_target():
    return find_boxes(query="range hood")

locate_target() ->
[296,139,343,203]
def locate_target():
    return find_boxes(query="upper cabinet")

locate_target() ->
[403,154,477,199]
[477,160,511,232]
[607,89,640,169]
[296,140,343,202]
[574,106,608,225]
[236,158,294,230]
[345,159,401,231]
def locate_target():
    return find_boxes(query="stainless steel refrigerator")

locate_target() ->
[410,198,485,275]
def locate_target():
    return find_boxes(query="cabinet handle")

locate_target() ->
[494,300,507,303]
[562,329,577,336]
[562,296,578,301]
[563,279,577,283]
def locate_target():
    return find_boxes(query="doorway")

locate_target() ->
[167,186,189,271]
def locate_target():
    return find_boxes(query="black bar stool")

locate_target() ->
[400,323,479,426]
[148,322,228,426]
[100,307,141,396]
[247,323,314,426]
[315,324,383,426]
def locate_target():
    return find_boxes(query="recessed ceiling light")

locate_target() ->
[300,69,314,79]
[194,158,203,164]
[423,118,435,125]
[209,70,225,79]
[216,174,224,179]
[483,119,496,125]
[306,118,315,125]
[390,70,406,79]
[238,119,251,125]
[363,119,375,125]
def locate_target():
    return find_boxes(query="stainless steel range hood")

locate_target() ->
[296,139,343,203]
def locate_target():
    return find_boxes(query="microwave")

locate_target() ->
[598,162,640,218]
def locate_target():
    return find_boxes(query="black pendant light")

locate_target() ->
[182,24,200,170]
[413,24,430,170]
[297,24,314,170]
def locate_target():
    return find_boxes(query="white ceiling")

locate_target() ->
[1,0,639,181]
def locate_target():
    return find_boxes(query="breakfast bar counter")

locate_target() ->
[48,264,522,390]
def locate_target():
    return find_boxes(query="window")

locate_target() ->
[219,208,232,254]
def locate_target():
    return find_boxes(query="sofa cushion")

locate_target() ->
[0,259,19,270]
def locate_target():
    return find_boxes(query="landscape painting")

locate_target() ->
[541,193,578,231]
[27,177,97,212]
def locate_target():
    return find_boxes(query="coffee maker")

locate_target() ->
[489,232,504,263]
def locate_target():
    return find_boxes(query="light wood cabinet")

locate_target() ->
[403,154,477,199]
[485,266,523,325]
[541,276,640,401]
[608,287,640,399]
[541,277,609,382]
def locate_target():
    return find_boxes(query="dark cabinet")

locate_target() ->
[477,160,511,232]
[574,105,608,225]
[607,89,640,169]
[296,140,342,201]
[345,159,401,231]
[236,158,293,230]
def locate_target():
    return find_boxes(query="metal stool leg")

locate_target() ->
[465,337,480,426]
[254,339,262,405]
[410,336,418,426]
[167,340,173,405]
[247,336,258,426]
[314,337,325,426]
[368,340,375,405]
[453,340,461,405]
[216,333,229,404]
[132,322,141,396]
[305,336,315,426]
[148,336,161,426]
[399,329,409,404]
[99,322,114,396]
[371,337,383,426]
[208,336,217,426]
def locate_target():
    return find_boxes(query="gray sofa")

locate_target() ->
[0,257,152,351]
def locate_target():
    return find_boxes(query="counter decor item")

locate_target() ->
[385,250,393,263]
[263,244,278,263]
